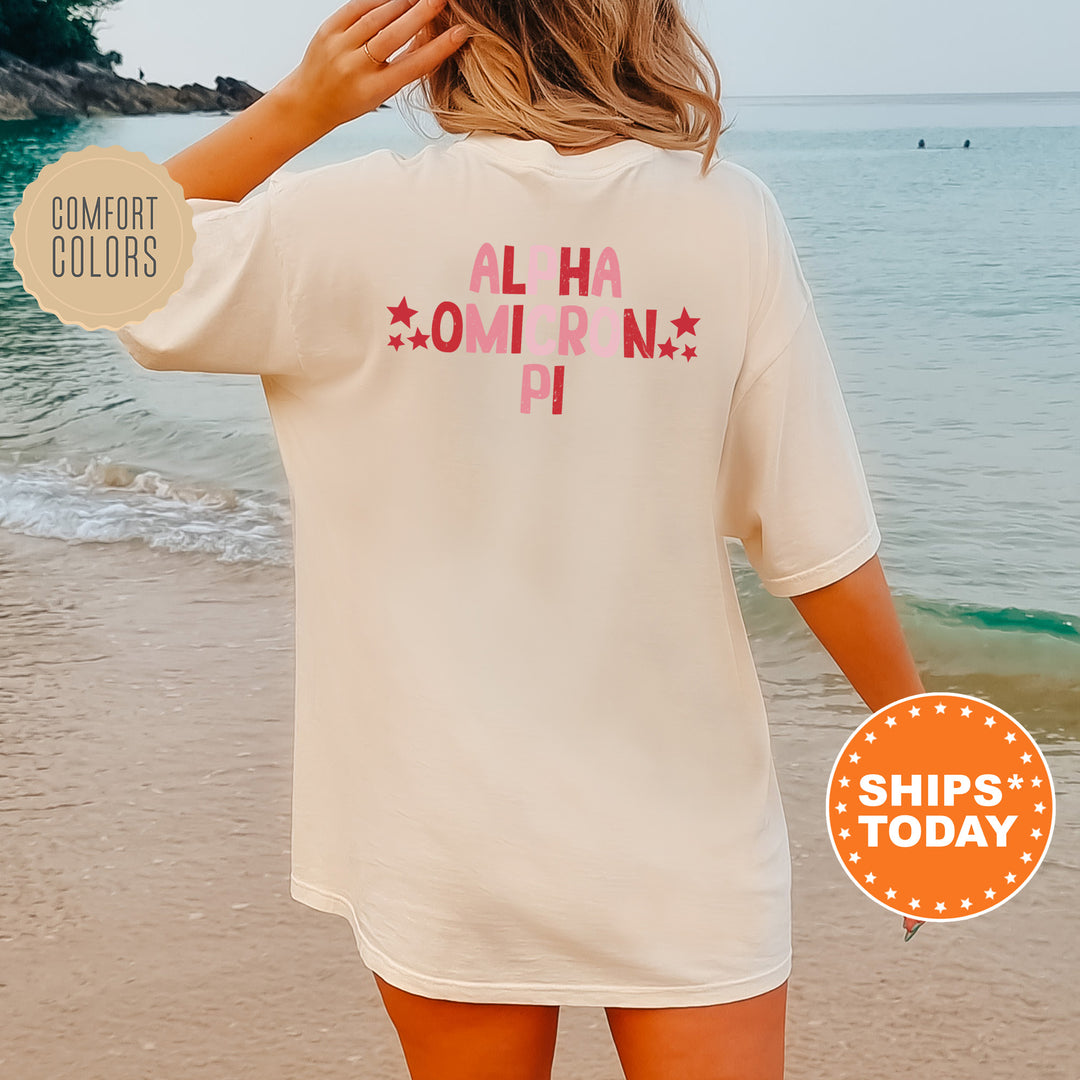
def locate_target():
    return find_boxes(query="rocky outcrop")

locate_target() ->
[0,49,263,120]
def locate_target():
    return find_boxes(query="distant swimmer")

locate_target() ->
[917,138,926,149]
[963,138,971,148]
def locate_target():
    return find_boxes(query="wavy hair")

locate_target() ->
[414,0,731,176]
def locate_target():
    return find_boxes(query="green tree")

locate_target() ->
[0,0,123,69]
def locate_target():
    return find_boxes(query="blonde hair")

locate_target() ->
[415,0,731,176]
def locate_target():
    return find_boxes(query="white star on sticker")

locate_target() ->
[835,802,847,813]
[984,888,996,899]
[1020,852,1032,864]
[1005,872,1016,884]
[839,776,850,788]
[935,702,947,714]
[935,901,946,912]
[885,716,897,727]
[1031,777,1042,788]
[1034,802,1045,813]
[886,888,897,900]
[908,898,920,910]
[1031,828,1042,839]
[865,872,876,884]
[849,752,861,764]
[909,705,920,717]
[960,898,972,909]
[1005,731,1016,743]
[1021,752,1032,763]
[984,716,996,728]
[839,828,850,839]
[1008,773,1023,789]
[865,731,877,743]
[849,851,861,864]
[960,706,972,717]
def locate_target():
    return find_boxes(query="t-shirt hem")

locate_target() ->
[290,875,792,1008]
[761,523,883,598]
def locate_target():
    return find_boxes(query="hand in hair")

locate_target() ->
[278,0,470,135]
[158,0,468,202]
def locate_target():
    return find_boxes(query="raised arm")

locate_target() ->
[163,0,467,201]
[788,554,924,713]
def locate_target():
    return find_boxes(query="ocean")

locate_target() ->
[2,93,1077,739]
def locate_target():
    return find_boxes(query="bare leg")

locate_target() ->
[373,971,561,1080]
[605,980,788,1080]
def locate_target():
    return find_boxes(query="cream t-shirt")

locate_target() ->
[116,132,881,1007]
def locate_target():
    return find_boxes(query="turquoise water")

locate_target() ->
[2,94,1077,733]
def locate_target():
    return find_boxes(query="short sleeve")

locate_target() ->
[714,179,881,598]
[115,177,301,377]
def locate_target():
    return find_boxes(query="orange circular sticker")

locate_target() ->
[10,144,194,331]
[827,692,1055,921]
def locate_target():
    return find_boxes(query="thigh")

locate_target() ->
[372,972,561,1080]
[605,980,788,1080]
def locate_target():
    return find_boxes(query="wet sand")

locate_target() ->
[2,527,1077,1079]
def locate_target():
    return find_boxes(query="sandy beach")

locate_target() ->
[2,526,1077,1080]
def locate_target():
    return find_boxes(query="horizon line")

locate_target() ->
[723,89,1080,102]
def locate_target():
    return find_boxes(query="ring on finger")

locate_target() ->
[363,40,389,66]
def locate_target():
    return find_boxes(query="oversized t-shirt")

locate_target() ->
[115,132,881,1008]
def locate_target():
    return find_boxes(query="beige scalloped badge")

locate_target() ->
[10,144,194,331]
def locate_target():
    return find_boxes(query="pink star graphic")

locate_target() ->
[408,328,429,349]
[682,344,697,362]
[657,337,677,359]
[671,307,699,338]
[388,297,418,327]
[388,334,404,351]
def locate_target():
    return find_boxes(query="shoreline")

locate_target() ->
[0,48,262,121]
[1,526,1077,1078]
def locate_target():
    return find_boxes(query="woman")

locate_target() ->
[116,1,925,1077]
